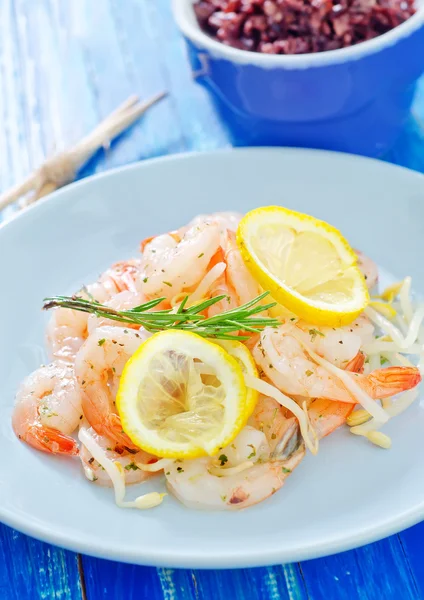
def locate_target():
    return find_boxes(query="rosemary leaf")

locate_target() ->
[43,292,280,340]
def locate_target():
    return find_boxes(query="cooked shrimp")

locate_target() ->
[254,316,371,374]
[12,361,81,455]
[294,315,374,367]
[186,212,242,233]
[250,351,364,445]
[249,395,302,455]
[306,398,354,439]
[304,353,365,438]
[254,323,421,402]
[87,289,147,333]
[356,250,378,290]
[140,219,223,300]
[47,260,144,361]
[101,259,145,294]
[79,426,156,487]
[74,326,149,447]
[345,351,365,373]
[84,260,144,304]
[207,230,263,317]
[46,307,89,362]
[165,420,304,511]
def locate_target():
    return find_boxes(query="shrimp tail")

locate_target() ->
[91,413,139,451]
[308,350,365,439]
[106,261,141,294]
[107,271,131,294]
[363,366,422,399]
[208,246,226,269]
[140,235,156,253]
[108,413,139,449]
[345,351,365,374]
[308,398,354,439]
[20,425,79,456]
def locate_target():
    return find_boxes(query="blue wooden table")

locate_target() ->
[1,1,424,599]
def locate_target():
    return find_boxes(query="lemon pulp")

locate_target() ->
[117,330,249,459]
[237,206,369,326]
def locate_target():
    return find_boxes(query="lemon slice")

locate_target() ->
[213,339,258,417]
[237,206,369,326]
[116,330,248,459]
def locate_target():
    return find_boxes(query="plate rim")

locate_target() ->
[1,146,423,240]
[1,147,424,568]
[0,494,424,568]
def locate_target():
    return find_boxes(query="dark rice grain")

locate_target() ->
[193,0,415,54]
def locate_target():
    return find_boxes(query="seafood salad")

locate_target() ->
[12,206,422,511]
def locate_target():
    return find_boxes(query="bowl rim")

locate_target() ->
[172,0,424,69]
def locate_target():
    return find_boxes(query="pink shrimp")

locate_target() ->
[306,353,363,439]
[355,249,379,290]
[207,230,263,317]
[184,212,243,233]
[249,395,302,456]
[79,426,157,487]
[103,260,144,294]
[140,218,223,301]
[254,322,421,402]
[12,361,81,455]
[253,347,420,441]
[47,260,144,362]
[74,325,149,448]
[165,422,304,510]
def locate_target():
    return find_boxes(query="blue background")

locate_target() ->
[1,1,424,598]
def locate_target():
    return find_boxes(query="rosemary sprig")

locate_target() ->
[43,292,279,340]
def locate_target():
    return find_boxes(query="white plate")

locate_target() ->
[1,148,424,569]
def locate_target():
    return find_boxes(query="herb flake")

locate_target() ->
[218,454,228,466]
[309,328,325,342]
[124,462,139,471]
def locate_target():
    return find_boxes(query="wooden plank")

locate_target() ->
[13,0,47,166]
[82,558,308,600]
[85,561,199,600]
[62,0,170,174]
[300,536,419,600]
[0,0,32,219]
[108,0,187,159]
[47,0,100,149]
[187,564,308,600]
[150,0,231,151]
[0,524,83,600]
[399,523,424,599]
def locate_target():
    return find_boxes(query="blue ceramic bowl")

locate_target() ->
[173,0,424,157]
